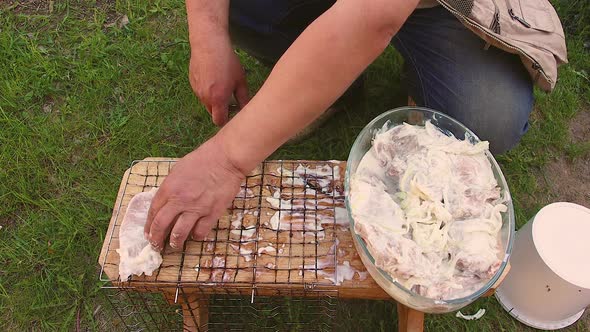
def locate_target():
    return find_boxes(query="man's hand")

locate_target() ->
[144,137,245,250]
[189,38,250,126]
[186,0,249,126]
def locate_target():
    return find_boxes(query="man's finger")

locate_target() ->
[148,203,181,251]
[211,103,229,126]
[235,77,250,109]
[205,102,214,115]
[145,189,168,237]
[191,215,219,241]
[169,212,200,249]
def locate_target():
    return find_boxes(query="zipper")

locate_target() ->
[489,0,501,34]
[437,0,551,84]
[504,0,531,28]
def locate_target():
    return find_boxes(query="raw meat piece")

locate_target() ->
[117,189,162,280]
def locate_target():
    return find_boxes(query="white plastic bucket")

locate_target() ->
[495,202,590,329]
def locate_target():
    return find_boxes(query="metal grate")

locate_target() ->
[204,288,337,331]
[98,160,347,331]
[98,286,184,331]
[99,160,343,287]
[99,286,338,332]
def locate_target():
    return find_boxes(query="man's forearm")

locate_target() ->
[217,0,419,173]
[186,0,229,45]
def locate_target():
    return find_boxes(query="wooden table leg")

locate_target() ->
[397,302,424,332]
[164,291,209,331]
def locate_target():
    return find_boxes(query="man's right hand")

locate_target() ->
[145,135,246,250]
[188,36,250,126]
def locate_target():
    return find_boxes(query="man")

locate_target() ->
[144,0,567,251]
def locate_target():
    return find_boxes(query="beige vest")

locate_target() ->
[437,0,567,92]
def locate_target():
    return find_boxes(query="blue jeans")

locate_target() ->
[229,2,533,154]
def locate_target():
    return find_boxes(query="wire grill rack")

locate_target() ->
[99,286,338,332]
[100,159,345,288]
[98,159,353,331]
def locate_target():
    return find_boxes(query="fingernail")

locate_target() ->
[150,241,160,251]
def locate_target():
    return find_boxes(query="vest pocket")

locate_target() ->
[506,0,555,32]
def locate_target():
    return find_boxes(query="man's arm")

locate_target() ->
[186,0,249,125]
[186,0,228,45]
[219,0,419,173]
[147,0,419,249]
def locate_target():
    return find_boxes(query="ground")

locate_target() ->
[0,0,589,331]
[541,109,590,207]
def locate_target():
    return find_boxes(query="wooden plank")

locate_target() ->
[397,302,424,332]
[98,167,131,280]
[99,158,389,300]
[164,291,209,331]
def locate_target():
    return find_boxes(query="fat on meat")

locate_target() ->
[117,188,162,280]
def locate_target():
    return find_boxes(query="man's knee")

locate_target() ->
[482,112,531,155]
[457,85,533,155]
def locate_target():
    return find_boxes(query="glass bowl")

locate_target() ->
[344,106,515,313]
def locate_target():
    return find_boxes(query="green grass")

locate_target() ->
[1,0,589,330]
